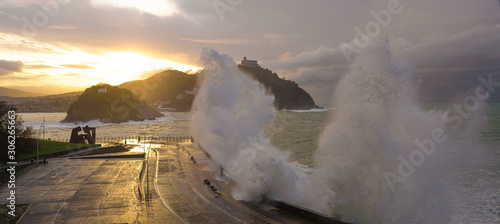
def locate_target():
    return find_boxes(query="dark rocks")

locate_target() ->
[238,65,319,110]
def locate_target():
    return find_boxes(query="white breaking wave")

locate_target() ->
[190,48,308,202]
[188,42,494,224]
[305,39,490,223]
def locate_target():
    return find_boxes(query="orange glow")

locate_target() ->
[0,33,201,93]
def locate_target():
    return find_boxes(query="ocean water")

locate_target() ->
[18,111,193,139]
[16,104,500,222]
[267,104,500,165]
[263,109,330,167]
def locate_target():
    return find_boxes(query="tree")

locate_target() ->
[0,101,35,163]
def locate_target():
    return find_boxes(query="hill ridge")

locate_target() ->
[0,87,42,97]
[119,67,318,111]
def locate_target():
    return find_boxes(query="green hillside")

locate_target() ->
[120,70,196,111]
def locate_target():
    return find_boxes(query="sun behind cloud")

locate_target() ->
[0,33,201,93]
[90,0,179,17]
[94,51,201,85]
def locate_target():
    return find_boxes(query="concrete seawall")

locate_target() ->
[195,144,352,224]
[264,198,352,224]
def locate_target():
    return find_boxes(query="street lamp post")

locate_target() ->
[36,119,44,165]
[146,131,155,201]
[143,123,149,155]
[42,116,45,140]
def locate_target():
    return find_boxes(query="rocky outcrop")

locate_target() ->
[62,84,163,123]
[238,65,318,110]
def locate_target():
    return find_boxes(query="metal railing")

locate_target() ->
[46,136,193,143]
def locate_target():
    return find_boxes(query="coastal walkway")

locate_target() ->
[149,144,312,223]
[0,142,313,223]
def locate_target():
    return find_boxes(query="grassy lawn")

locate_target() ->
[18,140,92,159]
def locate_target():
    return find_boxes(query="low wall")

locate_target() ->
[196,144,352,224]
[264,198,351,224]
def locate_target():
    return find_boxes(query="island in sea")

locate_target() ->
[62,84,163,123]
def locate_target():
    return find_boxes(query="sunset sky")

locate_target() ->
[0,0,499,105]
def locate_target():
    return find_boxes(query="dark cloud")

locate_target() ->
[262,33,296,44]
[0,0,499,103]
[0,59,24,75]
[265,21,500,105]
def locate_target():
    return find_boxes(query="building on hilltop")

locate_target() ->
[240,57,259,67]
